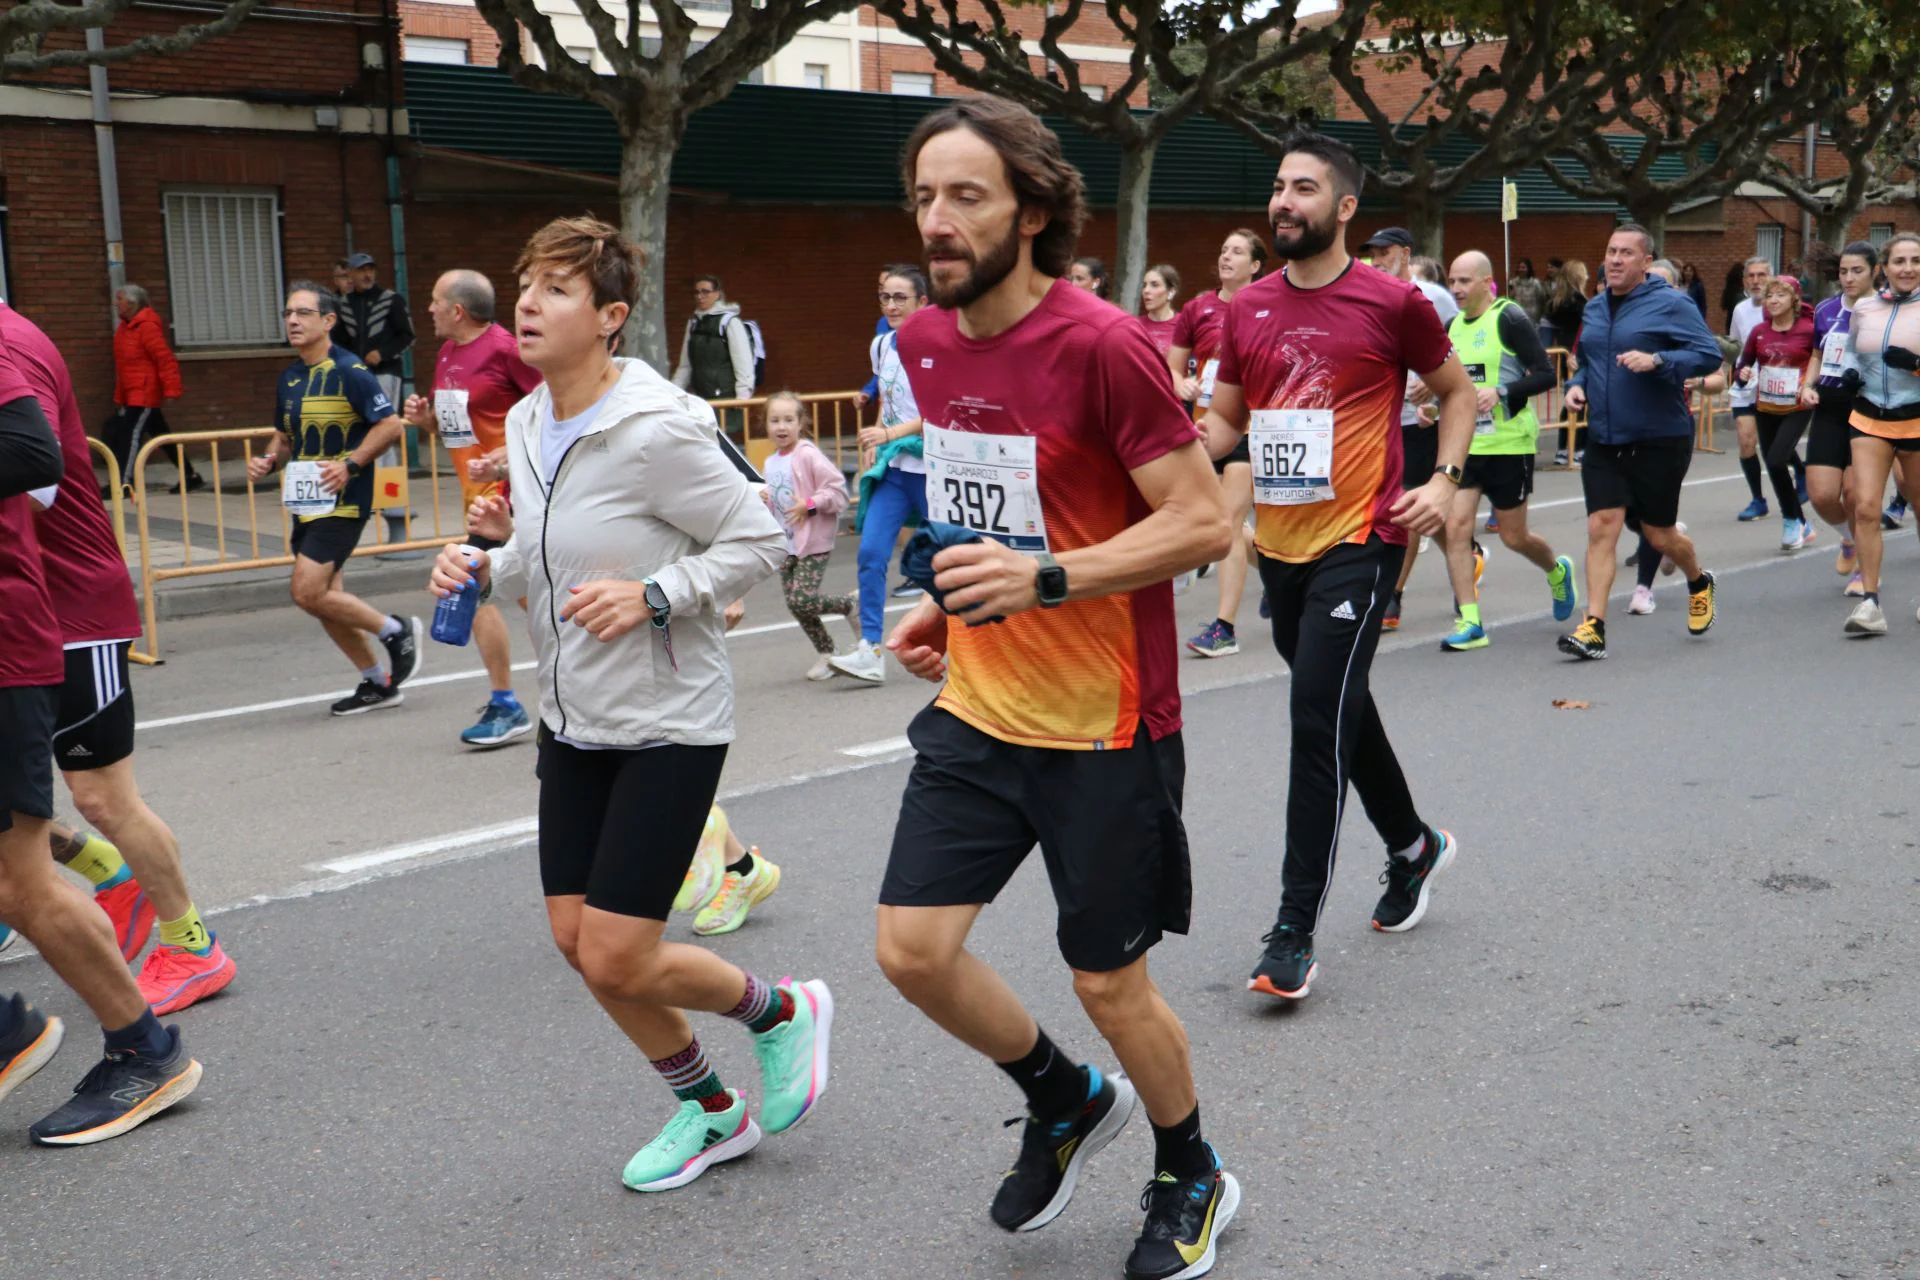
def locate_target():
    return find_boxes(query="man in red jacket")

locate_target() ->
[104,284,201,494]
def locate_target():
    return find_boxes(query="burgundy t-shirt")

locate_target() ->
[1140,315,1178,361]
[898,279,1200,750]
[1,305,143,646]
[0,332,63,688]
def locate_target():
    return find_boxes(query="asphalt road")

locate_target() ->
[2,452,1917,1280]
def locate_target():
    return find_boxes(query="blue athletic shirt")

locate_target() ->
[275,343,395,522]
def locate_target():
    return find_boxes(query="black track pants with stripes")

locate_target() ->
[1256,536,1426,934]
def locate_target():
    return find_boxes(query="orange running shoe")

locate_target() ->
[95,879,154,963]
[137,941,237,1015]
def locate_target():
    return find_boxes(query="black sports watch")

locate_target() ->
[1433,464,1465,485]
[642,577,671,628]
[344,458,364,479]
[1035,554,1068,608]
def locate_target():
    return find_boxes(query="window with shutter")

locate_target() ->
[162,189,286,348]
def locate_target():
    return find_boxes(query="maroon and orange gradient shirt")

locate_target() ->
[898,280,1200,751]
[1216,262,1454,564]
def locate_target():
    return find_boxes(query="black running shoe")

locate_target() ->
[383,615,424,687]
[1124,1148,1242,1280]
[330,679,404,716]
[990,1064,1136,1233]
[1372,828,1458,933]
[29,1025,202,1146]
[0,995,65,1107]
[1248,925,1316,1000]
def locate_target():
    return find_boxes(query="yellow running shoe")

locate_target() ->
[693,851,781,937]
[1687,570,1717,636]
[674,807,730,915]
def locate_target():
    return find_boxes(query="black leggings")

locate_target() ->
[1756,412,1808,521]
[535,731,728,919]
[1257,538,1425,934]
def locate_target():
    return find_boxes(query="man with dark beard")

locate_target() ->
[1200,129,1478,1002]
[870,97,1241,1280]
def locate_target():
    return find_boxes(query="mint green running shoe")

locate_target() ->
[621,1089,761,1192]
[1550,554,1579,622]
[751,978,833,1135]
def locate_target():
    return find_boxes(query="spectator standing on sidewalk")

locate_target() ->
[672,275,757,436]
[104,285,201,495]
[339,251,415,549]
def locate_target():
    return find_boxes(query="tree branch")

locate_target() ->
[2,0,266,75]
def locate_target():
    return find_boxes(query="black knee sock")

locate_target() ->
[1152,1103,1212,1179]
[726,848,755,875]
[1636,536,1660,590]
[995,1026,1087,1120]
[1740,454,1764,501]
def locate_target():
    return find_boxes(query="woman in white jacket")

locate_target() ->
[430,218,832,1193]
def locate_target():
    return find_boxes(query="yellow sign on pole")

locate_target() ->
[1501,179,1519,223]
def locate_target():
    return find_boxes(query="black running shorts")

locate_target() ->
[879,705,1190,973]
[53,641,136,772]
[534,728,728,919]
[1805,395,1856,470]
[1580,437,1693,528]
[1461,453,1535,511]
[1211,434,1251,476]
[1849,426,1920,454]
[0,684,58,833]
[289,513,371,572]
[1400,421,1438,491]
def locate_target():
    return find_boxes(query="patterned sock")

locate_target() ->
[722,972,793,1035]
[650,1038,732,1114]
[61,832,130,889]
[157,905,213,956]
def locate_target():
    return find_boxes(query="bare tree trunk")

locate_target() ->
[1817,206,1859,253]
[1110,138,1157,316]
[619,121,677,373]
[1626,196,1670,254]
[1405,199,1446,260]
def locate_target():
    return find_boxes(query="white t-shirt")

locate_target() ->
[539,387,615,489]
[871,330,925,474]
[761,446,799,555]
[1728,297,1765,409]
[1403,279,1461,426]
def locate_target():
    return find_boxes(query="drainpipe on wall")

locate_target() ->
[1802,122,1816,260]
[86,28,127,314]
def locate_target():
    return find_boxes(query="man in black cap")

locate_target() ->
[1363,228,1462,631]
[338,252,415,550]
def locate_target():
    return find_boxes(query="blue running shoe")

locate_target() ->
[1440,620,1488,651]
[1796,471,1809,506]
[0,924,14,955]
[1883,498,1908,530]
[1549,554,1579,622]
[460,700,532,749]
[1184,620,1239,658]
[1737,498,1769,522]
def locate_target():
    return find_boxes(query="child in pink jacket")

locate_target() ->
[759,391,857,679]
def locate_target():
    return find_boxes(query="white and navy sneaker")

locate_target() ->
[331,679,404,716]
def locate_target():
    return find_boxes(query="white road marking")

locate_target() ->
[840,735,913,758]
[133,602,915,732]
[310,817,539,874]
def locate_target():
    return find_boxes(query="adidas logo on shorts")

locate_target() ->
[64,743,92,758]
[1330,600,1357,621]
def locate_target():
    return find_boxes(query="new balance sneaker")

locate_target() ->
[693,852,781,936]
[1687,571,1717,636]
[0,996,63,1107]
[673,807,731,915]
[1737,497,1769,522]
[1549,554,1579,622]
[1440,620,1488,652]
[1558,617,1607,659]
[459,700,532,749]
[383,615,424,687]
[29,1024,201,1146]
[1381,592,1402,633]
[827,639,885,684]
[96,878,155,963]
[1844,597,1888,636]
[750,978,832,1134]
[1372,829,1458,933]
[990,1064,1137,1233]
[1627,584,1656,615]
[330,679,403,716]
[1247,925,1316,1000]
[1124,1150,1241,1280]
[620,1090,761,1192]
[136,941,237,1016]
[1184,620,1238,658]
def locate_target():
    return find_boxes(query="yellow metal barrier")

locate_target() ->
[1542,346,1584,470]
[707,391,871,477]
[128,427,473,661]
[83,438,161,667]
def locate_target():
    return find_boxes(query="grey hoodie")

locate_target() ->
[490,358,784,747]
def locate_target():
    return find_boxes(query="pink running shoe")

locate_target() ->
[95,880,154,963]
[137,941,237,1015]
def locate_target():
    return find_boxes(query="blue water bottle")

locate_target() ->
[431,543,483,646]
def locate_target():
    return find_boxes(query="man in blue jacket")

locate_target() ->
[1559,223,1725,659]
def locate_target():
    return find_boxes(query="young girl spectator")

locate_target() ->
[759,391,856,680]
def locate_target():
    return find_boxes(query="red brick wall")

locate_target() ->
[1,120,395,434]
[399,0,506,65]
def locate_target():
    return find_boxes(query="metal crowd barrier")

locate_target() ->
[127,427,471,662]
[1542,346,1584,470]
[85,438,159,667]
[706,390,872,477]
